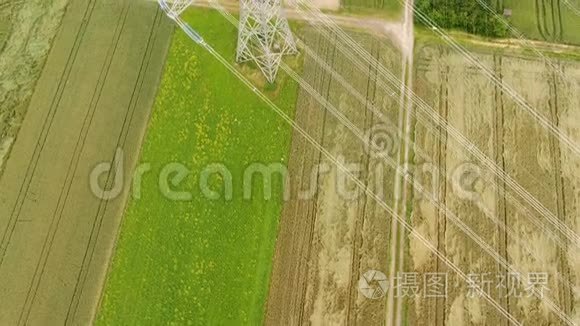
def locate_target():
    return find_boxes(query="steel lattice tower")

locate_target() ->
[237,0,297,83]
[163,0,194,17]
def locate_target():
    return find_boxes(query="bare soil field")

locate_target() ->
[0,0,172,324]
[410,44,580,325]
[265,28,404,325]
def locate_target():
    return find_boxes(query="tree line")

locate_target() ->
[415,0,509,37]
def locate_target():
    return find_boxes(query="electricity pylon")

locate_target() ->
[162,0,194,17]
[237,0,297,83]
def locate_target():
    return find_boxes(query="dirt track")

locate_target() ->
[194,0,409,54]
[0,0,172,324]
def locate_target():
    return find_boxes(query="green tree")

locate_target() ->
[415,0,507,37]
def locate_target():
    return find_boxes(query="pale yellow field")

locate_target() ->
[411,44,580,325]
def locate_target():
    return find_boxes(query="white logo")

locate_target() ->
[364,124,399,158]
[358,269,389,299]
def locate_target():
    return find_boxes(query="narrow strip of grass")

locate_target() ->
[415,26,580,62]
[97,8,299,325]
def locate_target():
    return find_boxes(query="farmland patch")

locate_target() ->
[0,0,173,324]
[265,27,403,325]
[410,42,580,325]
[502,0,580,45]
[96,8,300,325]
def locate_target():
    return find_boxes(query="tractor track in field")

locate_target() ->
[344,42,380,325]
[264,29,330,325]
[547,65,574,316]
[265,28,401,325]
[492,54,510,326]
[433,60,449,326]
[536,0,564,42]
[295,32,334,325]
[0,0,172,324]
[65,9,164,325]
[16,0,132,323]
[0,0,99,268]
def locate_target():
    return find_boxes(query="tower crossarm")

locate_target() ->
[161,0,195,17]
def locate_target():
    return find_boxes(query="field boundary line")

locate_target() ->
[434,59,449,326]
[344,41,380,325]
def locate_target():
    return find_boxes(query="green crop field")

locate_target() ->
[96,8,299,325]
[502,0,580,45]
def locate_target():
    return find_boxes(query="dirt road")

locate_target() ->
[0,0,172,324]
[385,0,413,324]
[195,0,409,53]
